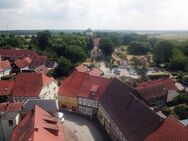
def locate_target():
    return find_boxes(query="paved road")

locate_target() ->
[62,111,111,141]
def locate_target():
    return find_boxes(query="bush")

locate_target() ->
[172,93,188,105]
[182,75,188,86]
[162,107,173,116]
[174,105,188,120]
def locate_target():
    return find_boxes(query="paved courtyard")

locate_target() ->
[62,111,111,141]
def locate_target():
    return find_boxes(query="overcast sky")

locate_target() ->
[0,0,188,30]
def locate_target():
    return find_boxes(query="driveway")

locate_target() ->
[62,111,111,141]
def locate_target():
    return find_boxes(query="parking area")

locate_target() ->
[62,111,111,141]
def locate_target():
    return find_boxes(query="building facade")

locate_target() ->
[78,96,98,117]
[12,73,58,103]
[0,103,22,141]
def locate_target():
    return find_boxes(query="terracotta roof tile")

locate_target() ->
[136,84,168,101]
[13,73,53,97]
[10,105,65,141]
[30,56,48,69]
[145,115,188,141]
[0,102,22,112]
[0,80,14,95]
[34,65,48,74]
[15,57,32,69]
[58,71,88,97]
[137,78,178,91]
[58,71,111,100]
[75,64,88,72]
[0,49,38,59]
[89,68,103,76]
[0,60,11,71]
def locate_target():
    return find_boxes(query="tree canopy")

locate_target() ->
[153,40,174,66]
[99,38,114,56]
[127,41,151,55]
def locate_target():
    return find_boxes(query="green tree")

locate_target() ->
[86,37,94,51]
[36,30,51,50]
[127,41,151,55]
[170,49,188,71]
[64,45,87,63]
[174,105,188,120]
[172,93,188,105]
[182,75,188,86]
[153,40,174,66]
[99,38,114,56]
[53,57,72,77]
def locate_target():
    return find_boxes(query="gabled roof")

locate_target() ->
[13,73,53,97]
[58,71,111,100]
[0,102,22,112]
[145,115,188,141]
[14,57,32,69]
[99,78,163,141]
[89,68,103,76]
[136,84,168,101]
[136,78,178,91]
[0,80,14,95]
[34,65,48,74]
[30,56,48,69]
[0,60,11,71]
[23,99,59,113]
[10,105,65,141]
[75,64,103,76]
[58,71,88,97]
[75,64,88,72]
[0,49,38,59]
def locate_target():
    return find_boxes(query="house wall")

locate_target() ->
[167,90,178,102]
[98,104,111,133]
[78,97,98,116]
[0,68,11,78]
[59,95,78,111]
[0,112,21,141]
[12,80,58,103]
[12,96,39,103]
[148,95,167,108]
[98,104,127,141]
[20,66,29,72]
[39,81,58,100]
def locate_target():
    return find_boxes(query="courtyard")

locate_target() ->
[62,111,112,141]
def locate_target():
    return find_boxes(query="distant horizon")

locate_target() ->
[0,0,188,30]
[1,29,188,32]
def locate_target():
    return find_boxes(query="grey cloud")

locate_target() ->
[0,0,23,9]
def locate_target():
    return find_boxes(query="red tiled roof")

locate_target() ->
[136,78,178,91]
[0,102,22,112]
[58,71,88,97]
[145,115,188,141]
[0,60,11,71]
[89,68,103,76]
[0,80,14,95]
[75,64,88,72]
[10,105,65,141]
[0,49,38,59]
[136,84,168,101]
[13,73,53,97]
[58,71,112,100]
[78,74,111,100]
[15,57,32,69]
[30,56,48,69]
[34,65,48,74]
